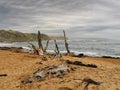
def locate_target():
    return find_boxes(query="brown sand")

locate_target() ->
[0,50,120,90]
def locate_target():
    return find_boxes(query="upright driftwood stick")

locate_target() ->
[44,40,49,52]
[38,31,44,54]
[63,30,70,54]
[42,40,49,60]
[54,40,62,60]
[54,40,60,54]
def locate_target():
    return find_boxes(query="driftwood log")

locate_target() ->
[21,63,71,84]
[65,60,97,68]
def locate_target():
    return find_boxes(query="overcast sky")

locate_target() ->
[0,0,120,40]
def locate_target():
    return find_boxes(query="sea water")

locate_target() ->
[0,38,120,58]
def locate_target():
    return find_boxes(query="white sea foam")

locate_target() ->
[0,43,14,47]
[46,50,99,57]
[46,50,55,53]
[22,46,31,50]
[0,38,120,58]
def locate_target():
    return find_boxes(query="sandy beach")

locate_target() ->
[0,50,120,90]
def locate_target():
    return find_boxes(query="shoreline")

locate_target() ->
[0,49,120,90]
[0,46,120,59]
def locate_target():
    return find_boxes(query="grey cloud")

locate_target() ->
[0,0,120,39]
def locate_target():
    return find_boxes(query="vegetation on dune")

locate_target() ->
[0,30,49,42]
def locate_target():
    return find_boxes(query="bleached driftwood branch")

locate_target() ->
[63,30,70,55]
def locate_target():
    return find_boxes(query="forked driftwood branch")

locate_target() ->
[29,43,39,55]
[29,31,48,56]
[82,78,102,90]
[63,30,70,55]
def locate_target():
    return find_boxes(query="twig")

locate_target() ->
[0,74,7,77]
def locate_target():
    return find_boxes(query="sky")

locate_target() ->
[0,0,120,40]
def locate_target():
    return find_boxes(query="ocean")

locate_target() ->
[0,38,120,58]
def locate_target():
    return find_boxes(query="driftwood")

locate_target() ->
[0,47,23,50]
[29,31,48,56]
[41,40,49,60]
[102,56,120,59]
[38,31,44,55]
[44,40,49,52]
[0,74,7,77]
[54,40,62,60]
[63,30,70,55]
[0,47,23,53]
[38,31,44,52]
[73,78,102,90]
[29,43,39,55]
[82,78,102,90]
[21,63,71,84]
[74,53,84,58]
[54,40,60,54]
[58,87,72,90]
[65,60,97,68]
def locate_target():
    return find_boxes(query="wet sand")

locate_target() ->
[0,50,120,90]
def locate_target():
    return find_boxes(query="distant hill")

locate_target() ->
[0,30,49,42]
[49,36,65,40]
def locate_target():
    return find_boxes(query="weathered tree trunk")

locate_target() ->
[38,31,44,54]
[63,30,70,54]
[29,43,39,55]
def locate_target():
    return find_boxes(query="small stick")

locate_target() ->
[44,40,49,52]
[0,74,7,77]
